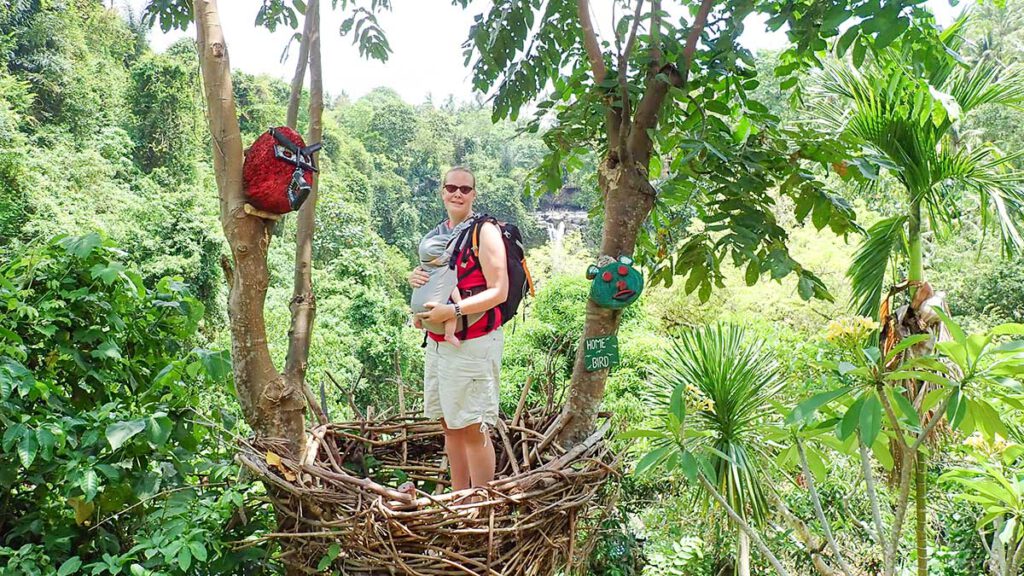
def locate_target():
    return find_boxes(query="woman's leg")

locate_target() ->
[450,424,495,487]
[441,418,471,491]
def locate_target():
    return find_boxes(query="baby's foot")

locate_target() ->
[445,334,461,348]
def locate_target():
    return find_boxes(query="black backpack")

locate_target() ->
[448,214,535,331]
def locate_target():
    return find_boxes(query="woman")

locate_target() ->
[410,166,508,492]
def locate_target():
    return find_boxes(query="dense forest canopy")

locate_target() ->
[4,0,1024,575]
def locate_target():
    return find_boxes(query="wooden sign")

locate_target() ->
[584,335,619,372]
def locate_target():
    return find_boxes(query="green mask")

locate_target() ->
[586,255,643,309]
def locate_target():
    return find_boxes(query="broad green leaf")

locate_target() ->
[61,233,102,258]
[81,469,99,502]
[18,430,37,468]
[618,429,668,440]
[670,383,686,425]
[947,388,967,430]
[884,334,932,364]
[189,541,207,562]
[804,445,827,482]
[57,557,83,576]
[146,415,173,447]
[680,450,698,482]
[991,324,1024,336]
[106,420,147,451]
[892,392,920,428]
[317,543,341,571]
[838,396,864,441]
[178,546,192,572]
[635,445,671,476]
[788,387,852,425]
[195,349,232,382]
[859,393,882,448]
[931,306,966,345]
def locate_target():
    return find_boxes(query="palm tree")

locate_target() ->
[650,324,785,576]
[814,18,1024,576]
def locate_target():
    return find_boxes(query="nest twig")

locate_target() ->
[236,409,616,575]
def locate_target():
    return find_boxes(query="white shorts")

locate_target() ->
[423,329,503,430]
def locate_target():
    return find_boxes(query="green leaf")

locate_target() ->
[146,415,173,447]
[947,388,967,430]
[106,420,147,451]
[892,391,920,428]
[787,387,852,425]
[852,41,867,68]
[884,334,932,364]
[81,469,99,502]
[57,557,83,576]
[635,445,671,476]
[91,341,122,360]
[178,546,192,572]
[744,259,760,286]
[838,396,865,440]
[859,393,882,447]
[195,349,232,382]
[618,429,667,440]
[89,262,125,285]
[836,25,860,56]
[188,541,207,563]
[62,233,102,258]
[873,16,909,49]
[670,383,686,426]
[991,324,1024,336]
[17,430,37,468]
[317,543,341,571]
[680,451,698,482]
[930,306,966,345]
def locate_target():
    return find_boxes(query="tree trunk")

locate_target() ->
[915,452,927,576]
[738,528,751,576]
[194,0,307,458]
[908,197,928,576]
[558,0,712,447]
[559,161,655,444]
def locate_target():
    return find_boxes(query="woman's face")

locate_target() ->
[441,170,476,220]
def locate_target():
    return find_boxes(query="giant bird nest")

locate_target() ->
[236,404,617,576]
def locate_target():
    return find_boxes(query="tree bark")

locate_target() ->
[285,8,313,130]
[738,528,751,576]
[284,0,323,426]
[559,0,714,446]
[195,0,306,456]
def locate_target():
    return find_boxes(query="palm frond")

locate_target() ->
[935,145,1024,254]
[848,215,909,320]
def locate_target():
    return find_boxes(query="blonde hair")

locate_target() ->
[443,165,476,188]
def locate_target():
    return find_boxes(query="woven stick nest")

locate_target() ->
[237,404,617,575]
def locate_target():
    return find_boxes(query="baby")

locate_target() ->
[411,220,472,347]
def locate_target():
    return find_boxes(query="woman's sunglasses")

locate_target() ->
[443,184,474,195]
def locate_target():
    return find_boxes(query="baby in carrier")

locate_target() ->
[411,219,473,347]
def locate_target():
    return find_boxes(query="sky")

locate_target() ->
[123,0,962,106]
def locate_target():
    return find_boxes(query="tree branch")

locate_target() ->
[859,439,885,544]
[286,4,314,130]
[698,473,792,576]
[285,0,325,426]
[617,0,645,163]
[768,491,838,576]
[797,438,854,576]
[576,0,607,85]
[627,0,713,164]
